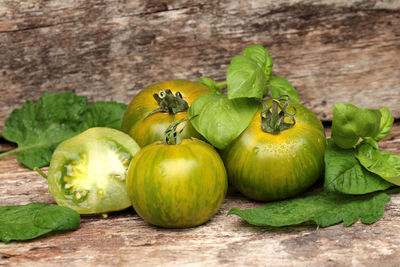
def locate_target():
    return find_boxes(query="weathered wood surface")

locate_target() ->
[1,0,400,134]
[1,124,400,266]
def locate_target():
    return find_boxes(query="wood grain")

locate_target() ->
[1,124,400,266]
[1,0,400,134]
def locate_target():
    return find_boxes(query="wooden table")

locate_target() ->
[1,125,400,266]
[1,0,400,265]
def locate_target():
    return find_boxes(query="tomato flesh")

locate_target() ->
[47,127,140,214]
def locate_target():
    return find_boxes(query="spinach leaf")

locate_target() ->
[228,191,390,228]
[324,139,392,194]
[0,92,127,169]
[331,103,382,149]
[83,101,128,130]
[355,140,400,186]
[243,44,274,82]
[0,203,80,243]
[374,107,394,142]
[269,76,300,103]
[188,93,259,149]
[227,55,267,100]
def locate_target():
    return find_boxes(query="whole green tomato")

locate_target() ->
[221,97,326,201]
[126,135,227,228]
[47,127,140,214]
[122,79,210,147]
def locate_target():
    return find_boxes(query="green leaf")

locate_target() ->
[324,139,392,194]
[243,45,274,82]
[188,93,259,149]
[331,103,382,149]
[269,76,300,103]
[198,78,222,95]
[228,191,390,228]
[0,92,127,169]
[374,107,394,142]
[0,203,80,243]
[83,101,127,130]
[227,55,267,100]
[355,140,400,186]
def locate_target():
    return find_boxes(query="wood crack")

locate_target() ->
[0,20,77,34]
[119,3,207,18]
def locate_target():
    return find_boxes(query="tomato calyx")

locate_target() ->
[143,89,189,121]
[261,95,296,134]
[163,118,186,145]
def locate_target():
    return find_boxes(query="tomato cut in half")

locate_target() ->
[47,127,140,214]
[121,79,210,147]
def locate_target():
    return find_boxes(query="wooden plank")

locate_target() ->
[1,0,400,134]
[1,124,400,266]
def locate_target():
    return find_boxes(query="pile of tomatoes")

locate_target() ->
[47,79,326,228]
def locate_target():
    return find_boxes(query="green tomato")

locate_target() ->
[126,138,228,228]
[121,79,210,147]
[221,99,326,201]
[47,127,140,214]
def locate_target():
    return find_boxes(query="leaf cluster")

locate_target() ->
[188,45,299,149]
[328,103,399,187]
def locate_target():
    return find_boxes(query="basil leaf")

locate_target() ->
[269,76,300,103]
[331,103,382,149]
[355,140,400,186]
[228,191,390,228]
[0,92,127,169]
[324,139,392,194]
[243,44,274,82]
[198,78,222,94]
[188,93,259,149]
[0,203,80,243]
[227,55,267,100]
[374,107,394,142]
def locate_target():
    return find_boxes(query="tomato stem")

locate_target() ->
[0,147,20,158]
[216,81,227,88]
[143,89,189,121]
[164,118,186,145]
[34,167,48,180]
[260,95,296,134]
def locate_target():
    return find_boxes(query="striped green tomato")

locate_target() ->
[121,79,210,147]
[221,98,326,202]
[126,138,228,228]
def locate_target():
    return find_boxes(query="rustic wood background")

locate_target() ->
[1,0,400,266]
[0,0,400,133]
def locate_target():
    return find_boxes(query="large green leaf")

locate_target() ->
[188,93,259,149]
[227,55,267,100]
[243,44,274,82]
[355,140,400,186]
[0,92,127,169]
[331,103,382,149]
[229,191,390,228]
[0,203,80,243]
[374,107,394,142]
